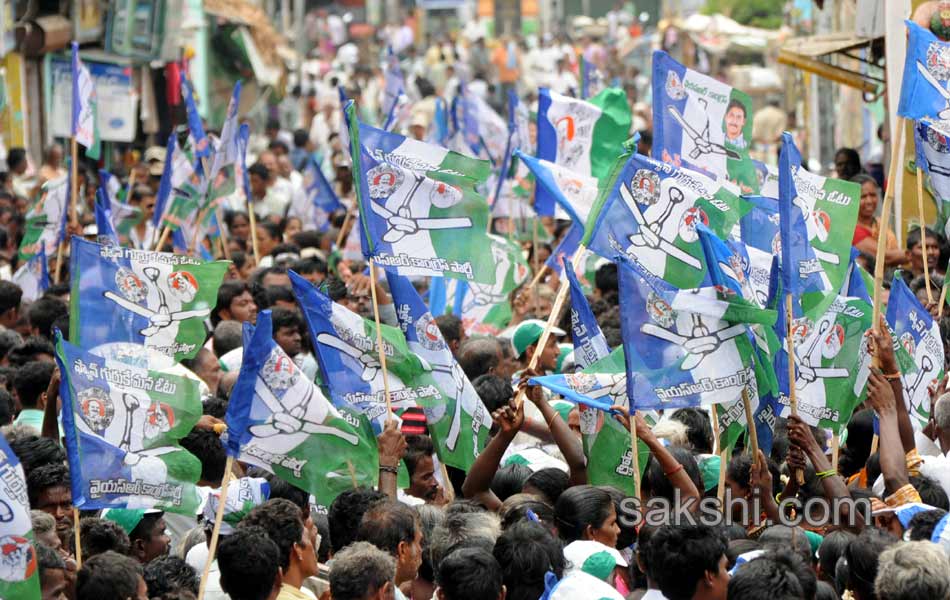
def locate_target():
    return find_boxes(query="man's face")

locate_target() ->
[910,235,940,273]
[227,291,258,324]
[708,555,730,600]
[249,173,268,197]
[196,354,222,395]
[407,455,440,501]
[138,517,170,563]
[538,336,560,371]
[297,520,320,577]
[140,196,156,220]
[301,270,325,285]
[725,106,745,139]
[35,487,73,538]
[40,568,68,600]
[275,325,303,357]
[859,180,879,220]
[396,526,423,585]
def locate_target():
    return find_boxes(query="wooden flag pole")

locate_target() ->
[69,137,79,225]
[154,227,172,252]
[247,200,261,264]
[514,244,587,408]
[872,123,906,332]
[346,460,359,489]
[741,387,759,465]
[368,260,393,420]
[73,507,82,568]
[54,242,66,284]
[629,412,641,500]
[198,455,235,600]
[785,293,805,485]
[717,446,730,509]
[916,167,934,303]
[531,220,540,306]
[523,264,549,292]
[709,407,720,456]
[336,209,353,250]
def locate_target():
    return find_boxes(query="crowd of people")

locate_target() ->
[3,14,950,600]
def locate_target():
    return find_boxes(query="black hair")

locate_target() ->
[907,508,948,541]
[472,374,511,413]
[129,511,164,546]
[356,500,418,556]
[553,485,614,543]
[218,525,281,600]
[0,388,13,426]
[270,305,302,333]
[143,556,199,597]
[213,282,253,326]
[328,486,387,553]
[9,434,65,476]
[256,220,281,242]
[240,498,305,570]
[435,314,463,347]
[844,528,898,600]
[259,471,310,517]
[671,408,713,453]
[320,276,348,302]
[642,446,704,502]
[727,552,804,600]
[838,409,874,477]
[437,547,504,600]
[42,283,70,301]
[26,461,70,506]
[76,551,143,600]
[7,336,55,367]
[79,517,131,558]
[404,434,435,478]
[179,430,226,485]
[499,498,555,531]
[594,263,618,295]
[906,225,941,252]
[0,280,23,315]
[7,148,27,171]
[27,297,67,340]
[599,485,637,550]
[293,129,309,148]
[834,148,862,180]
[491,464,531,502]
[725,539,762,570]
[817,529,856,581]
[644,524,728,600]
[523,468,569,505]
[247,162,270,181]
[292,257,328,277]
[0,329,22,362]
[765,549,816,600]
[291,230,323,250]
[13,360,54,409]
[725,97,748,119]
[910,474,949,510]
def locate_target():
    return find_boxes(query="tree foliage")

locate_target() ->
[703,0,784,30]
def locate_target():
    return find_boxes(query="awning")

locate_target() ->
[777,32,884,95]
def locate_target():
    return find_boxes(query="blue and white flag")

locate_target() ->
[18,175,69,264]
[96,186,141,247]
[387,272,491,470]
[546,223,586,277]
[886,274,944,430]
[617,256,774,410]
[288,158,344,232]
[914,120,950,236]
[68,237,229,366]
[290,271,443,433]
[516,151,600,223]
[11,246,48,303]
[584,152,747,289]
[565,258,610,369]
[99,169,122,203]
[226,311,378,506]
[180,71,210,158]
[95,188,120,246]
[56,334,202,513]
[71,41,100,160]
[152,134,198,234]
[0,435,41,600]
[899,20,950,129]
[652,50,763,194]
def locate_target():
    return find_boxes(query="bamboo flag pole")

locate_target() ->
[916,167,934,303]
[73,507,82,568]
[54,242,66,284]
[523,264,549,292]
[514,245,587,408]
[336,209,353,249]
[786,294,804,485]
[629,412,640,500]
[368,260,393,420]
[69,137,79,225]
[247,199,261,264]
[154,227,172,252]
[717,446,730,509]
[198,455,235,600]
[741,387,759,464]
[872,123,906,331]
[939,266,950,318]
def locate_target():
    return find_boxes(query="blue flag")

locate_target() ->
[11,245,49,303]
[516,151,600,223]
[72,41,100,160]
[55,334,203,513]
[565,258,610,369]
[68,237,229,365]
[382,46,405,131]
[226,311,379,506]
[898,20,950,125]
[386,272,492,470]
[288,158,343,232]
[617,256,773,410]
[95,188,120,245]
[886,274,944,430]
[290,271,444,433]
[0,435,41,600]
[180,72,210,158]
[584,152,749,289]
[914,120,950,234]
